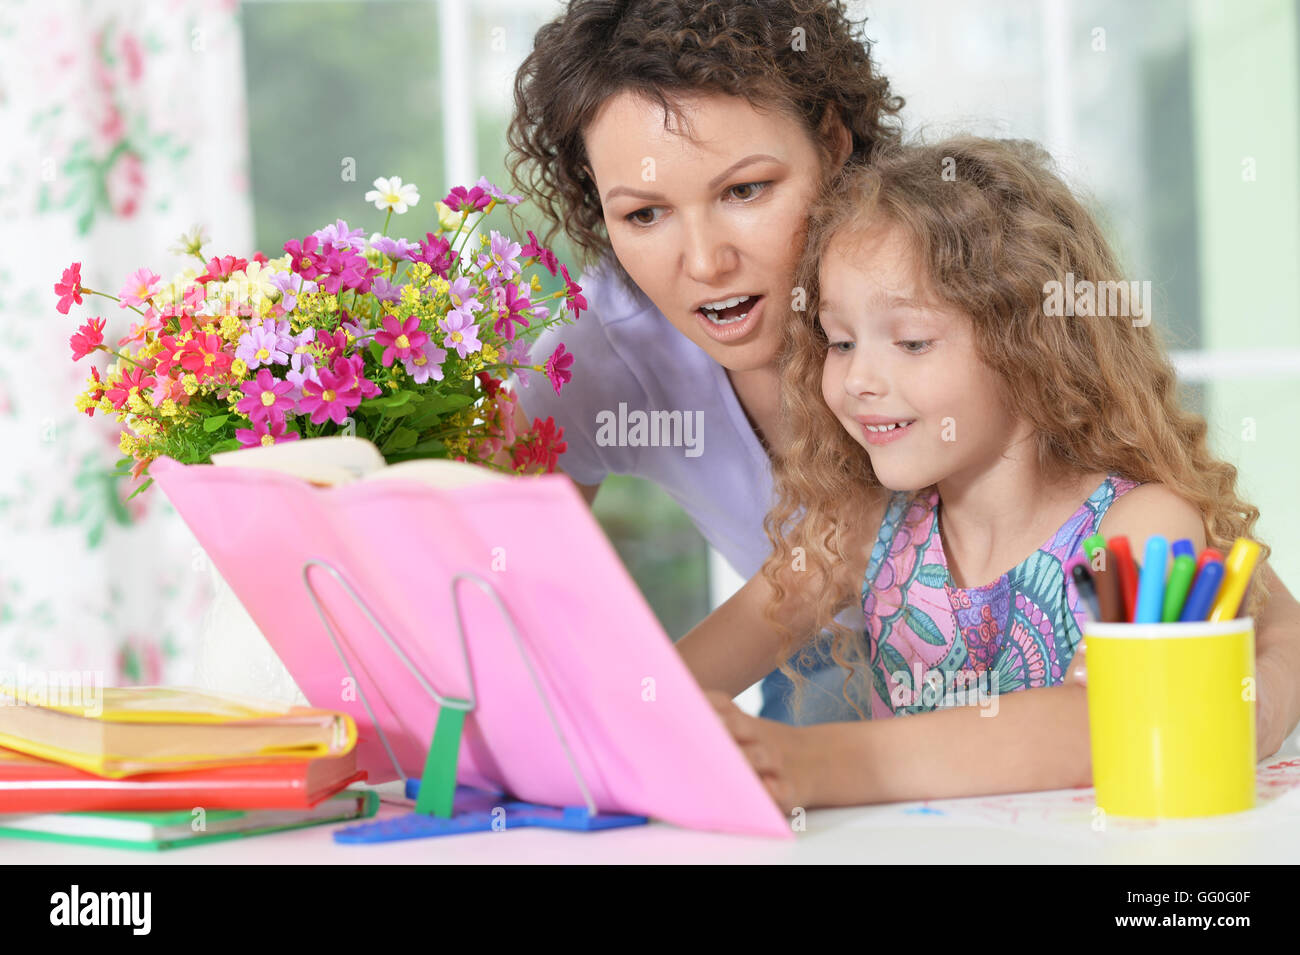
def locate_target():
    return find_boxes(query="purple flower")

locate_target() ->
[438,310,482,359]
[374,314,428,367]
[236,368,296,426]
[371,276,403,303]
[236,321,291,369]
[402,338,448,384]
[369,235,416,260]
[271,271,316,312]
[501,339,533,386]
[314,219,365,250]
[476,176,522,206]
[446,276,478,310]
[476,230,522,283]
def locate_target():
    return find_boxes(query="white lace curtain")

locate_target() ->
[0,0,253,684]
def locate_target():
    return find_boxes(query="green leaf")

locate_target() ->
[125,478,154,502]
[208,438,241,455]
[409,438,446,455]
[203,414,230,432]
[916,563,950,588]
[382,427,418,452]
[369,341,383,365]
[902,606,947,646]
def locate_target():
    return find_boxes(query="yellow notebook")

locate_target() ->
[0,685,356,778]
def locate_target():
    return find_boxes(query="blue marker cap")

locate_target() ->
[1134,535,1169,624]
[1179,560,1225,622]
[1171,538,1195,559]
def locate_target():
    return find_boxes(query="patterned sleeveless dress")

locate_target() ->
[860,472,1141,718]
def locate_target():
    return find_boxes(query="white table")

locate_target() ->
[11,759,1300,864]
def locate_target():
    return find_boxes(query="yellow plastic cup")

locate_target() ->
[1084,617,1256,818]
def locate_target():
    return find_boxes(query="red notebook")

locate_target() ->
[0,746,365,813]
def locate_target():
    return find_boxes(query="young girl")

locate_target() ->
[676,135,1274,811]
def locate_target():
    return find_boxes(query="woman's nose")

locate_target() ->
[680,212,739,283]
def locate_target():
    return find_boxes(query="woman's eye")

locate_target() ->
[625,207,660,227]
[898,340,933,354]
[728,181,771,201]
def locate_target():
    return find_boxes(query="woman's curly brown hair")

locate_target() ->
[506,0,905,288]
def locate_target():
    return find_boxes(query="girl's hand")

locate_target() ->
[703,690,818,815]
[1067,640,1281,761]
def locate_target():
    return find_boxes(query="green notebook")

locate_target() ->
[0,788,378,850]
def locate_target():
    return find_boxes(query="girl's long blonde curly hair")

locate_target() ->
[761,135,1269,719]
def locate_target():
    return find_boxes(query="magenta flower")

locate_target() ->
[544,342,573,395]
[69,317,106,361]
[442,185,490,213]
[236,416,302,448]
[54,262,84,314]
[236,368,296,426]
[559,264,587,317]
[374,314,428,367]
[492,282,532,341]
[119,267,161,308]
[299,357,363,425]
[521,230,558,276]
[283,235,324,279]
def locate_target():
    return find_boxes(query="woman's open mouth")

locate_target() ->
[695,294,764,342]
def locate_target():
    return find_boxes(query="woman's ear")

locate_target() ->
[819,106,853,169]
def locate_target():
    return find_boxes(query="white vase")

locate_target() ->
[193,560,310,707]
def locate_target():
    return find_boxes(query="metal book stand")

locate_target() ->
[295,558,646,842]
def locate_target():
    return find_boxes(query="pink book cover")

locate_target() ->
[150,456,792,839]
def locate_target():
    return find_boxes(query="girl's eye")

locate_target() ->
[728,181,771,201]
[898,340,934,354]
[827,341,853,354]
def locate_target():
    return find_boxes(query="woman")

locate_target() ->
[502,0,1300,754]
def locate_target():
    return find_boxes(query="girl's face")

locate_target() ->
[818,225,1018,493]
[584,90,846,373]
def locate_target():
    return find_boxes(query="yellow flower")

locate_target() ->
[530,273,542,294]
[435,201,461,233]
[480,342,499,364]
[409,262,433,285]
[230,358,249,378]
[127,392,149,415]
[181,374,200,396]
[74,393,95,415]
[119,432,137,455]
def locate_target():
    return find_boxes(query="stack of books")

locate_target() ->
[0,684,376,850]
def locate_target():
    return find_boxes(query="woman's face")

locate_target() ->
[583,90,847,373]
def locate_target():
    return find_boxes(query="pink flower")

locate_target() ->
[69,317,106,361]
[236,416,302,448]
[235,368,296,427]
[104,366,156,411]
[119,267,161,308]
[544,342,573,395]
[54,262,84,314]
[299,357,363,425]
[374,314,427,367]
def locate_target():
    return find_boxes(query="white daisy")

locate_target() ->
[364,176,421,214]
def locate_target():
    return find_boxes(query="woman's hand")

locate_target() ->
[703,690,820,815]
[1066,640,1282,761]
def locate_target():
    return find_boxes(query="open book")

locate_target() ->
[211,435,508,489]
[150,439,793,838]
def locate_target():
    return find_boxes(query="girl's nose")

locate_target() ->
[843,350,888,398]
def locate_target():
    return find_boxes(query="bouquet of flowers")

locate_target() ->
[53,175,584,498]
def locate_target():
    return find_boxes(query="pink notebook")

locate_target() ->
[150,453,791,839]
